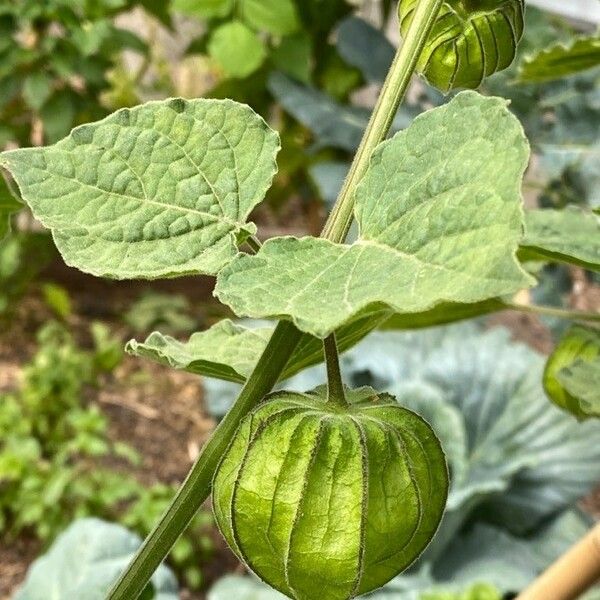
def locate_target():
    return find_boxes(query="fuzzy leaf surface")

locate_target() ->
[127,308,390,383]
[522,208,600,272]
[216,92,533,338]
[0,99,279,279]
[518,35,600,84]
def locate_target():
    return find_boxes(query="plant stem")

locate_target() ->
[508,301,600,324]
[321,0,444,243]
[107,3,444,598]
[246,234,262,253]
[324,334,347,406]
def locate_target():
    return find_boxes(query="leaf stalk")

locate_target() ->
[324,334,347,407]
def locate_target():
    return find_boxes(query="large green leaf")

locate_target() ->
[0,99,279,279]
[518,35,600,84]
[0,170,21,241]
[544,325,600,420]
[216,92,533,338]
[522,208,600,271]
[208,21,267,79]
[15,518,178,600]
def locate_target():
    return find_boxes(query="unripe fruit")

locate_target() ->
[212,388,448,600]
[399,0,525,93]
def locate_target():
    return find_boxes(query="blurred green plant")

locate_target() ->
[124,291,198,335]
[0,320,213,591]
[0,0,168,149]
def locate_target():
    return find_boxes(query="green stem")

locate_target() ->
[107,3,443,598]
[321,0,444,243]
[324,334,347,406]
[508,301,600,324]
[246,234,262,253]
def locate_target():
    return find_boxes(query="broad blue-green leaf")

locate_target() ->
[345,324,600,540]
[208,576,286,599]
[518,35,600,84]
[336,17,395,84]
[216,92,534,338]
[268,73,417,152]
[521,208,600,271]
[208,21,267,79]
[309,161,348,206]
[14,518,178,600]
[269,72,372,152]
[0,99,279,279]
[0,170,21,241]
[239,0,300,36]
[544,325,600,420]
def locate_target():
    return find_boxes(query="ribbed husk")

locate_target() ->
[212,389,448,600]
[399,0,525,93]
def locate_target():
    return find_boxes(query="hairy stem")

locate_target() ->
[324,334,347,406]
[509,301,600,324]
[321,0,444,243]
[107,3,443,598]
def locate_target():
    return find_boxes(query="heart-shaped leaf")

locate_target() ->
[0,99,279,279]
[517,35,600,84]
[521,208,600,272]
[216,92,534,338]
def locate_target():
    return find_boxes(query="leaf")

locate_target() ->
[239,0,300,36]
[268,72,372,152]
[208,576,286,599]
[0,99,280,279]
[309,161,348,206]
[126,320,273,383]
[347,324,600,543]
[518,35,600,84]
[271,33,312,84]
[127,307,391,384]
[382,299,507,331]
[173,0,233,18]
[216,92,534,338]
[208,21,267,79]
[336,16,395,84]
[399,0,525,93]
[544,325,600,420]
[14,518,178,600]
[0,170,21,241]
[521,208,600,271]
[23,72,54,111]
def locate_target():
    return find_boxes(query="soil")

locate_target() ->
[0,257,599,599]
